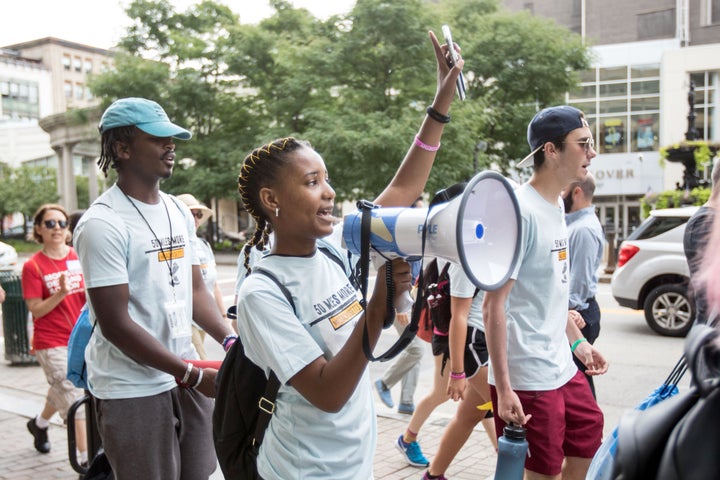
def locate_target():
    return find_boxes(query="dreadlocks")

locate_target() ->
[97,126,137,176]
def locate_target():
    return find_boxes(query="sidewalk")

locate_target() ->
[0,340,498,480]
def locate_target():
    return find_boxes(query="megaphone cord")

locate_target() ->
[384,260,396,329]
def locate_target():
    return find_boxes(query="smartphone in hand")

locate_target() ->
[441,25,466,101]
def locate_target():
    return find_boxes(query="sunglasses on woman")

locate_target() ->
[192,211,204,220]
[43,219,68,229]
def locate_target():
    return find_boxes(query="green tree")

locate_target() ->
[3,166,59,231]
[88,0,590,204]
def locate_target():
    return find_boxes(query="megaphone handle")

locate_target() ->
[383,260,396,329]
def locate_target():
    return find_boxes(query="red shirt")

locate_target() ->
[21,249,86,350]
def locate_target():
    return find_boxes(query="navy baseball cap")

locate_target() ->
[516,106,587,168]
[98,98,192,140]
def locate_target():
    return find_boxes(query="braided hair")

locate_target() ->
[237,137,312,275]
[98,126,137,176]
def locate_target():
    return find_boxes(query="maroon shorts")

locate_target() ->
[490,370,603,476]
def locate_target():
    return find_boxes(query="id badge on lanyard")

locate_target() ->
[166,300,191,338]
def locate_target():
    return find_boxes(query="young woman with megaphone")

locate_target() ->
[233,31,463,480]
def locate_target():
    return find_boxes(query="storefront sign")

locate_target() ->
[590,151,664,196]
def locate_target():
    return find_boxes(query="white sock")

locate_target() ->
[78,450,88,464]
[35,415,50,429]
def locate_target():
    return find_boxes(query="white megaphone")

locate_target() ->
[342,171,521,291]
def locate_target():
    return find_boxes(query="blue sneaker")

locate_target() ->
[374,379,394,408]
[396,434,429,467]
[398,402,415,415]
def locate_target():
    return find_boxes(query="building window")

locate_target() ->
[85,86,93,100]
[74,83,84,100]
[702,0,720,25]
[73,57,82,72]
[84,59,93,73]
[691,71,719,141]
[64,81,73,98]
[568,63,661,154]
[62,54,71,70]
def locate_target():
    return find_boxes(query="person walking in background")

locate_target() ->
[375,196,427,415]
[21,204,87,463]
[233,31,463,479]
[419,264,497,480]
[74,97,236,479]
[684,159,720,326]
[483,106,608,479]
[563,172,604,398]
[178,193,227,359]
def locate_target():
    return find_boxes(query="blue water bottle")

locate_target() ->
[494,423,528,480]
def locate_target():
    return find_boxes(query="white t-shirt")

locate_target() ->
[74,184,199,399]
[448,263,485,331]
[195,237,217,294]
[488,183,577,391]
[236,239,375,480]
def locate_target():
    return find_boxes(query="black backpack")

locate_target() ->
[213,247,349,479]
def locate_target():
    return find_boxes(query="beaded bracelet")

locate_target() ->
[180,362,194,384]
[192,368,204,388]
[571,337,588,352]
[450,371,466,380]
[414,135,441,152]
[426,106,451,124]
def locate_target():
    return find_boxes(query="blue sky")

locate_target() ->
[2,0,356,50]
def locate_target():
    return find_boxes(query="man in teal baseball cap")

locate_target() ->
[75,98,234,477]
[98,97,191,139]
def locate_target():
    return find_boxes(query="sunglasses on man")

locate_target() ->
[562,137,595,154]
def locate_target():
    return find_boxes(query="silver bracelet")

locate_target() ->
[180,362,193,384]
[192,368,204,389]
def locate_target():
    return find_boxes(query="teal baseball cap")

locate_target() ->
[98,97,192,140]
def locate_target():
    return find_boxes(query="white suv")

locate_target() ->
[611,206,699,337]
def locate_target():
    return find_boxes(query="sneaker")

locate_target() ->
[374,379,394,408]
[26,418,50,453]
[398,402,415,415]
[396,434,429,467]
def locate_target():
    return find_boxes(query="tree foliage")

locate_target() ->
[87,0,590,204]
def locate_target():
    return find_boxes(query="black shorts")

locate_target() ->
[431,326,488,378]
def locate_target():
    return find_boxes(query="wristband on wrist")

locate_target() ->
[192,368,204,388]
[450,371,466,380]
[414,135,440,152]
[571,337,588,352]
[180,362,193,384]
[222,334,238,352]
[426,106,451,123]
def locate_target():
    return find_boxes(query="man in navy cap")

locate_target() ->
[483,106,608,480]
[74,98,235,478]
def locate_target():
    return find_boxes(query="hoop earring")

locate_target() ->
[275,207,279,218]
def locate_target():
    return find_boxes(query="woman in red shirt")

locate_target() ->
[22,204,87,462]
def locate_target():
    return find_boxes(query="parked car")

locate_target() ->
[611,206,699,337]
[0,241,19,271]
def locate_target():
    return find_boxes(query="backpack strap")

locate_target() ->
[252,268,297,314]
[253,371,280,447]
[244,267,294,448]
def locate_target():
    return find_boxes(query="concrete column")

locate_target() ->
[60,143,78,211]
[87,156,99,204]
[53,146,65,202]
